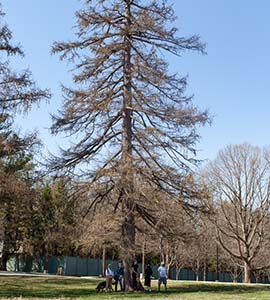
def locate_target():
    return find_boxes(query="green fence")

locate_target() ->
[7,255,268,284]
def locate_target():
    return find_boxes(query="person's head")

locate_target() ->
[108,264,111,269]
[118,262,122,267]
[161,261,165,267]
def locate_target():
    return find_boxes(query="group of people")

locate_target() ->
[105,262,124,292]
[144,261,168,292]
[105,261,167,292]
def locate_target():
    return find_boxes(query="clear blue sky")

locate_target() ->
[2,0,270,162]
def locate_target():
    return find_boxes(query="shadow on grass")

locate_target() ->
[114,283,270,299]
[165,282,270,296]
[0,276,99,298]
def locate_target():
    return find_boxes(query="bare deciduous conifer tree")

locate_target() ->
[51,0,209,290]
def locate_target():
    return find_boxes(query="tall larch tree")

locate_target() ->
[51,0,209,290]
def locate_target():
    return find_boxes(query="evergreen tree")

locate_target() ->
[0,139,40,270]
[0,3,50,270]
[37,179,77,261]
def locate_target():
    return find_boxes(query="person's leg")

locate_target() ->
[132,275,137,290]
[109,277,113,291]
[158,279,161,292]
[115,279,118,292]
[106,276,109,291]
[119,277,123,291]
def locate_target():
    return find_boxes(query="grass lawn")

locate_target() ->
[1,276,270,300]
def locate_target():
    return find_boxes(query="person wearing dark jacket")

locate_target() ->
[114,262,124,291]
[144,264,153,292]
[131,260,139,290]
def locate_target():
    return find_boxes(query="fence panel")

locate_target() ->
[6,255,267,284]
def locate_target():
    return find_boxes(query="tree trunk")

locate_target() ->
[176,268,181,280]
[43,243,49,273]
[244,261,251,283]
[203,258,207,281]
[233,264,238,283]
[121,209,135,291]
[196,259,200,281]
[165,242,172,279]
[255,274,259,284]
[102,244,106,277]
[15,254,20,271]
[216,244,219,281]
[0,238,10,271]
[0,253,8,271]
[160,236,164,263]
[141,235,145,279]
[121,0,136,291]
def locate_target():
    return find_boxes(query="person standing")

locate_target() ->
[157,262,167,292]
[105,264,114,292]
[144,264,153,292]
[131,260,139,290]
[114,262,124,291]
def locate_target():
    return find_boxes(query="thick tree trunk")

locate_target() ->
[121,0,135,292]
[121,206,135,291]
[244,261,251,283]
[0,237,10,271]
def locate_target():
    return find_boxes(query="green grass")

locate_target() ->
[1,276,270,300]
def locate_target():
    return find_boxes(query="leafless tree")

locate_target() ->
[180,212,215,281]
[205,144,270,283]
[51,0,209,290]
